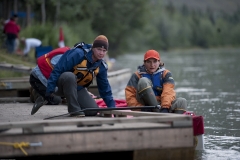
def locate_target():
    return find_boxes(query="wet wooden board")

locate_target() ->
[0,103,194,159]
[0,126,194,158]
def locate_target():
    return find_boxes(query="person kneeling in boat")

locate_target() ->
[31,35,116,117]
[125,49,187,113]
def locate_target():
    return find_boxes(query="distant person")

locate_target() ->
[3,14,20,54]
[31,35,116,117]
[1,15,20,51]
[125,49,187,113]
[20,37,42,57]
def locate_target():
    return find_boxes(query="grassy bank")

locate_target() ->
[0,49,35,78]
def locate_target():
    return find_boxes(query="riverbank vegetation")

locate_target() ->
[1,0,240,56]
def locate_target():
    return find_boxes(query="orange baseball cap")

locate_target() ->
[144,50,160,60]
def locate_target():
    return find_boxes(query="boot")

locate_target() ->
[31,96,48,115]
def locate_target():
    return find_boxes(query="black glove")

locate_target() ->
[45,92,54,103]
[160,108,169,113]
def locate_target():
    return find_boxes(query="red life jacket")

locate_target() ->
[37,47,70,79]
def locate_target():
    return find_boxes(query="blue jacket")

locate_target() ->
[46,44,115,108]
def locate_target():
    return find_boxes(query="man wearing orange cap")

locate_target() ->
[125,50,187,113]
[31,35,116,117]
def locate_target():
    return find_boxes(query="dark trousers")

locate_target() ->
[6,33,16,53]
[29,74,61,105]
[55,72,99,116]
[29,74,46,97]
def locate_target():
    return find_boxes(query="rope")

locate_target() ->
[0,141,30,156]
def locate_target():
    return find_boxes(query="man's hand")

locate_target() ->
[45,92,54,103]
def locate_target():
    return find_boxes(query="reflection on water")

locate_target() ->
[113,48,240,160]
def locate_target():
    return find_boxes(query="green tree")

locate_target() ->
[91,0,150,55]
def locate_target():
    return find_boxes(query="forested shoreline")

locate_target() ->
[1,0,240,57]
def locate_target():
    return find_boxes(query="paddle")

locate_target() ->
[43,105,161,120]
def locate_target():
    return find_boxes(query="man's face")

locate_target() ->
[92,47,107,61]
[144,58,160,74]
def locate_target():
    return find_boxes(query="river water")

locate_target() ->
[112,48,240,160]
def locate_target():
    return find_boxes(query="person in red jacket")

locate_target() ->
[3,14,20,54]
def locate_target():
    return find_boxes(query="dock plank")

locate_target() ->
[0,103,195,159]
[0,126,193,157]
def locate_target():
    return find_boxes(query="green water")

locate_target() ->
[113,48,240,160]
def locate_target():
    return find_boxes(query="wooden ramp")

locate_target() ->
[0,103,195,160]
[0,68,132,97]
[0,62,33,74]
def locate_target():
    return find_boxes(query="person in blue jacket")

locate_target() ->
[31,35,116,117]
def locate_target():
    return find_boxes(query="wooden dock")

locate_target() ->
[0,103,195,160]
[0,63,197,159]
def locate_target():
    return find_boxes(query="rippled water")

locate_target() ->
[113,48,240,160]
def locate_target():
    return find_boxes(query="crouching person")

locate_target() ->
[31,35,116,117]
[125,49,187,113]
